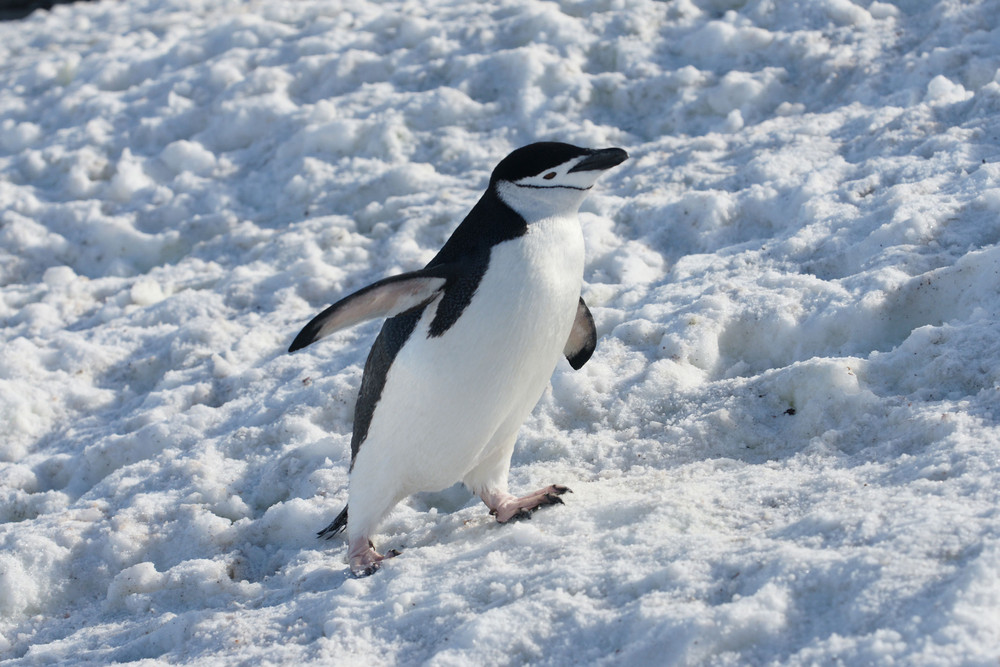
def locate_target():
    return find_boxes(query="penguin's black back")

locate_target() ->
[350,307,423,464]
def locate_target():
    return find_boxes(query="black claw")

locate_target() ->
[553,485,572,494]
[545,493,565,505]
[512,508,533,521]
[353,562,380,578]
[386,549,402,558]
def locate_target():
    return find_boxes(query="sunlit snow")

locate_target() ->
[2,0,1000,664]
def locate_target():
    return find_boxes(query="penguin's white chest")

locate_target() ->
[451,215,585,377]
[356,215,585,493]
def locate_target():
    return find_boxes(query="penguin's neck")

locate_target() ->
[494,181,588,223]
[430,188,527,267]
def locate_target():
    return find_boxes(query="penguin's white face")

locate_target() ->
[492,145,628,223]
[508,155,609,192]
[495,167,597,222]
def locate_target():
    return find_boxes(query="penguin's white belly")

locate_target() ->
[352,216,584,497]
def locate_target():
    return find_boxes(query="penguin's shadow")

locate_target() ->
[408,483,476,514]
[297,565,354,593]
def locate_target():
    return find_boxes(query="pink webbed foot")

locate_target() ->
[484,485,572,523]
[348,538,400,577]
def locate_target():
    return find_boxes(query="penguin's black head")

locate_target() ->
[490,142,628,220]
[490,142,628,187]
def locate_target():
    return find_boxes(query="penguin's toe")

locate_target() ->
[509,508,534,522]
[489,484,572,523]
[348,539,400,577]
[353,562,381,577]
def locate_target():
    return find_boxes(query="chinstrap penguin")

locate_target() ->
[289,142,628,576]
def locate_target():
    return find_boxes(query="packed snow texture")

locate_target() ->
[2,0,1000,663]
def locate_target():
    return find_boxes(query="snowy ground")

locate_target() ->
[2,0,1000,663]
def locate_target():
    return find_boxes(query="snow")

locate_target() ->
[2,0,1000,663]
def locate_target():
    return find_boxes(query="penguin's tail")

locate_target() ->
[317,506,348,540]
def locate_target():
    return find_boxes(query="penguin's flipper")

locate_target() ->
[563,297,597,370]
[289,271,447,352]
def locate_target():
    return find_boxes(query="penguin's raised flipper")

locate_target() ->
[563,297,597,370]
[289,271,447,352]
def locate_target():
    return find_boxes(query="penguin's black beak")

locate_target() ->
[568,147,629,173]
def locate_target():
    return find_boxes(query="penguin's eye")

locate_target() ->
[543,172,557,180]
